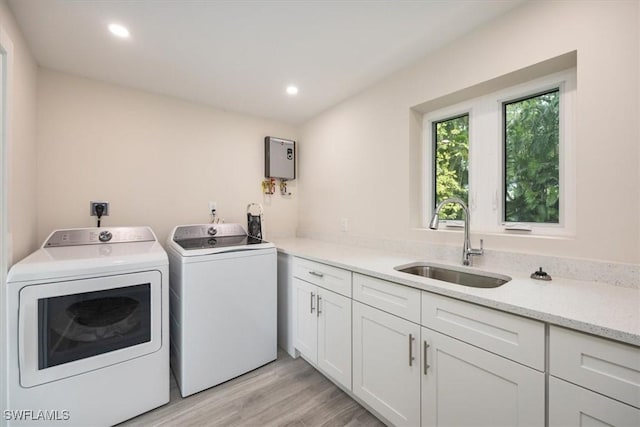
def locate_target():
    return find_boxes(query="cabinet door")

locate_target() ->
[317,288,352,390]
[421,327,544,427]
[549,376,640,427]
[293,278,317,362]
[353,301,420,427]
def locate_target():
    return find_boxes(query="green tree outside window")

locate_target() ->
[504,90,560,223]
[434,115,469,220]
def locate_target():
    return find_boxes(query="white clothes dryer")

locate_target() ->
[5,227,169,426]
[166,223,277,397]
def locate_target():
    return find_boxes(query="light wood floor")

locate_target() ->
[119,350,384,427]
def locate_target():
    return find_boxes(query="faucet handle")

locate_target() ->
[469,239,484,256]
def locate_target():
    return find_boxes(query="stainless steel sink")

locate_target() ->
[394,262,511,288]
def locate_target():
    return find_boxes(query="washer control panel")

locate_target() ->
[44,227,156,247]
[173,223,247,241]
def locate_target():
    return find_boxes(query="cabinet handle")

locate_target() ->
[409,334,415,366]
[424,341,430,375]
[310,292,315,313]
[317,295,322,317]
[309,271,324,278]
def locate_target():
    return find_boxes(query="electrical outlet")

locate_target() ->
[90,201,109,216]
[340,218,349,232]
[208,201,217,214]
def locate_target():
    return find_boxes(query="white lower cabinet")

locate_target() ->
[352,301,421,426]
[548,326,640,427]
[290,256,636,427]
[352,283,545,426]
[421,326,545,426]
[293,277,352,389]
[294,278,317,360]
[549,376,640,427]
[549,326,640,409]
[317,286,352,388]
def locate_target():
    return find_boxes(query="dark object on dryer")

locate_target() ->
[247,214,262,239]
[247,203,263,239]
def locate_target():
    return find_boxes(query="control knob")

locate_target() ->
[99,230,113,242]
[208,227,217,236]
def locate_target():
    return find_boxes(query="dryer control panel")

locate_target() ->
[44,227,156,247]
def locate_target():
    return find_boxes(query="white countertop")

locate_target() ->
[273,237,640,347]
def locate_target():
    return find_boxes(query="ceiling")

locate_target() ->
[8,0,524,124]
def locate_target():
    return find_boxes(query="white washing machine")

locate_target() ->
[5,227,169,426]
[166,223,277,397]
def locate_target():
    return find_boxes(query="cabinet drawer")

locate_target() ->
[353,273,421,323]
[549,376,640,426]
[293,257,352,297]
[421,292,545,370]
[550,326,640,409]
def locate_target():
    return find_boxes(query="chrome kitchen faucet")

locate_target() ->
[429,197,483,266]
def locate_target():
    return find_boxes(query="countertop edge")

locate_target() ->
[276,244,640,347]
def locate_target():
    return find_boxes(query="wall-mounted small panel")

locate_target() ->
[265,136,296,180]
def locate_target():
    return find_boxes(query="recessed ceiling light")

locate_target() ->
[286,85,299,96]
[108,23,130,39]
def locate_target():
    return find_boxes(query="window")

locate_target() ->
[423,68,575,235]
[503,90,560,224]
[433,114,469,220]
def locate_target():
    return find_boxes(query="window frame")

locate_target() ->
[431,112,470,224]
[423,104,474,229]
[422,68,576,236]
[501,87,562,226]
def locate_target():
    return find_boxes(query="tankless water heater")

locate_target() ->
[265,136,295,180]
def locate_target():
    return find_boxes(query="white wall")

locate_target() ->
[36,69,297,245]
[0,0,37,416]
[298,0,640,265]
[0,0,37,265]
